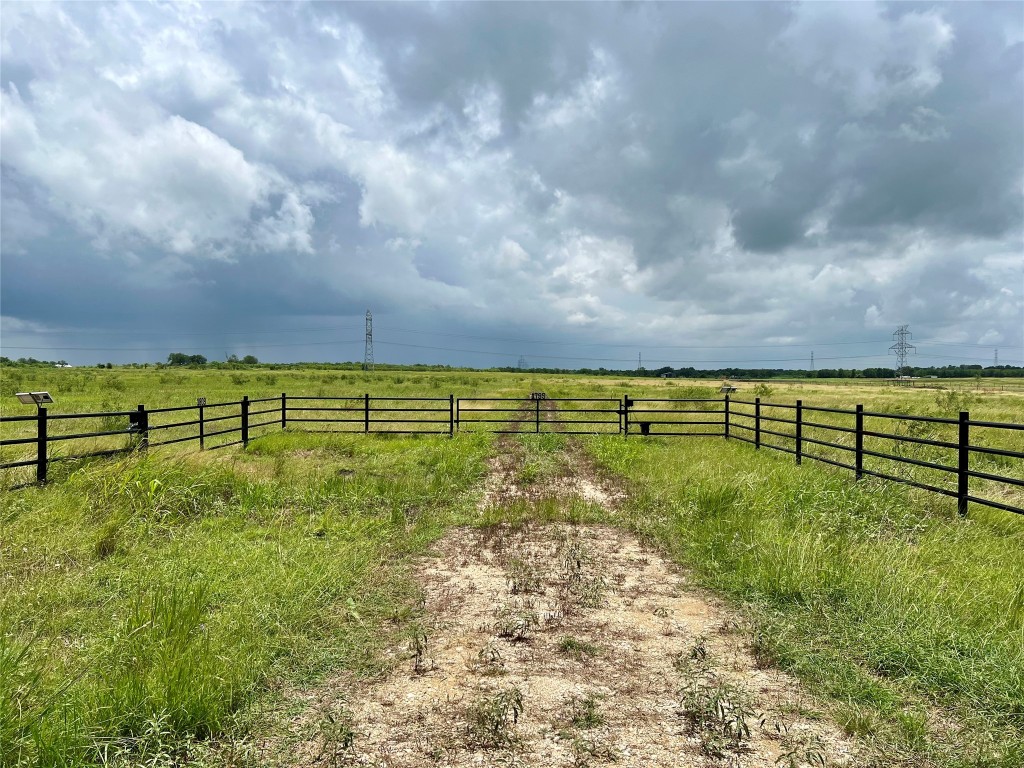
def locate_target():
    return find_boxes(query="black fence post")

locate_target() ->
[724,395,730,439]
[795,399,802,465]
[241,396,249,447]
[281,392,287,430]
[535,396,540,434]
[754,397,761,449]
[623,394,631,435]
[36,406,47,484]
[449,395,455,436]
[198,401,205,449]
[958,411,969,517]
[137,404,149,451]
[855,404,864,480]
[364,393,370,433]
[456,398,461,432]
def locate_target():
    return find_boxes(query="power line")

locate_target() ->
[6,319,1019,353]
[4,337,1021,366]
[1,340,363,352]
[378,327,890,349]
[5,309,1020,352]
[0,327,890,350]
[1,324,353,337]
[916,339,1016,348]
[371,340,1022,366]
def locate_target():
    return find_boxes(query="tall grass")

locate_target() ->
[3,366,1022,765]
[1,432,492,765]
[586,435,1024,765]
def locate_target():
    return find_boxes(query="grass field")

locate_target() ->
[587,435,1024,767]
[1,366,1022,766]
[3,364,1024,408]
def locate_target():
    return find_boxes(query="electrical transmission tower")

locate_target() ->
[517,355,527,370]
[889,325,915,382]
[995,349,999,367]
[810,351,814,372]
[363,310,374,371]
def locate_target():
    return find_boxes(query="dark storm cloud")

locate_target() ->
[1,1,1020,366]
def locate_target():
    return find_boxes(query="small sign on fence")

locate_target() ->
[530,392,547,400]
[128,411,144,433]
[196,397,207,407]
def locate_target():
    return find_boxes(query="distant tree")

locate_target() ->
[167,352,207,366]
[105,363,113,369]
[242,355,258,365]
[227,354,240,363]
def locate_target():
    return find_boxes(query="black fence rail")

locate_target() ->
[624,396,726,436]
[456,397,622,434]
[286,394,453,434]
[1,393,1021,517]
[726,397,1023,517]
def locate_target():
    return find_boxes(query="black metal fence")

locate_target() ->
[457,397,625,434]
[1,393,1021,517]
[726,397,1023,517]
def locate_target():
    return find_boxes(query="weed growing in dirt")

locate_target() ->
[569,735,619,767]
[464,687,524,748]
[557,636,600,660]
[493,603,541,642]
[506,556,545,595]
[771,724,827,768]
[408,629,432,675]
[673,634,711,678]
[556,537,605,613]
[472,642,506,676]
[679,675,757,758]
[317,705,356,767]
[561,694,604,729]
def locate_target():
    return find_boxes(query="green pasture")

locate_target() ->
[1,365,1022,766]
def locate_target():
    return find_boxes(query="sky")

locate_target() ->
[1,1,1022,370]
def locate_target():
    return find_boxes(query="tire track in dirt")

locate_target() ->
[272,430,864,768]
[477,400,622,510]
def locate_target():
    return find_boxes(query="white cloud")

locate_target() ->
[349,143,450,233]
[780,4,954,113]
[490,238,531,271]
[545,231,638,294]
[1,2,1020,366]
[462,82,503,145]
[1,86,288,254]
[527,47,621,130]
[254,192,315,254]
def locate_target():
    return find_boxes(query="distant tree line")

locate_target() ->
[165,353,258,366]
[2,355,1021,380]
[494,363,1024,379]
